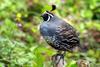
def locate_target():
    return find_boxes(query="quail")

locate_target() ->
[40,5,80,61]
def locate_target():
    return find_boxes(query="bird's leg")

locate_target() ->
[56,51,66,65]
[51,51,61,66]
[51,51,61,60]
[56,51,63,65]
[62,51,66,64]
[51,51,66,66]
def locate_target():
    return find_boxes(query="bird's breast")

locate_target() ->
[40,22,58,43]
[40,22,57,36]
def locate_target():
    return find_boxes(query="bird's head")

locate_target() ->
[41,5,56,21]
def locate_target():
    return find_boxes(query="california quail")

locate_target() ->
[40,5,80,55]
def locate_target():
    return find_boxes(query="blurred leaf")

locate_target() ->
[42,5,51,13]
[0,63,4,67]
[81,9,93,19]
[67,60,77,67]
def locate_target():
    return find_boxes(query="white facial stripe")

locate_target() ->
[44,11,54,21]
[47,16,50,21]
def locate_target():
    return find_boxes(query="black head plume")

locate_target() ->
[41,5,56,21]
[50,5,56,11]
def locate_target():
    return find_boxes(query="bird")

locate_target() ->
[40,5,80,64]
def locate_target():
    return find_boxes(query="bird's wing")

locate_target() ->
[54,21,80,51]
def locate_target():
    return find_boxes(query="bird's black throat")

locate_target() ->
[42,14,49,21]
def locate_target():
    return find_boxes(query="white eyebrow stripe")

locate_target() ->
[46,12,54,17]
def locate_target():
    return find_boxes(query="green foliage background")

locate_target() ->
[0,0,100,67]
